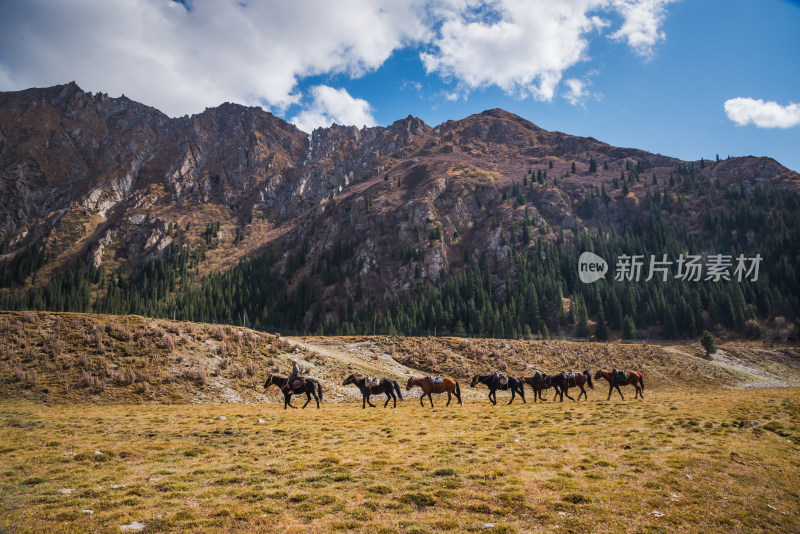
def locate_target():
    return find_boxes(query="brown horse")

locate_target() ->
[520,372,554,402]
[549,370,594,401]
[406,377,462,407]
[594,368,644,400]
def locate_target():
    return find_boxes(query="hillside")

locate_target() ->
[2,312,799,406]
[1,84,799,341]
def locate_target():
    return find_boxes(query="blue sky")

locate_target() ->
[1,0,798,171]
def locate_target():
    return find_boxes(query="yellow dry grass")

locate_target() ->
[1,388,799,533]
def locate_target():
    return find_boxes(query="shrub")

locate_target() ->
[232,365,246,379]
[744,320,763,340]
[183,368,207,385]
[50,339,66,358]
[21,311,37,323]
[81,370,97,388]
[163,334,176,352]
[211,326,226,341]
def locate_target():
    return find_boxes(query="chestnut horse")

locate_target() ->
[406,377,462,407]
[594,368,644,400]
[521,372,554,402]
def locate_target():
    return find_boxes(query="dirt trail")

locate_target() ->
[286,338,418,379]
[664,346,800,388]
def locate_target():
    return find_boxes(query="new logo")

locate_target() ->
[578,252,608,283]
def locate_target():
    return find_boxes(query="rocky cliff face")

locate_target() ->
[1,83,798,318]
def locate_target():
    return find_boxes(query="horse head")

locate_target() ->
[342,374,356,386]
[470,375,479,388]
[263,374,273,389]
[594,369,607,380]
[406,377,415,391]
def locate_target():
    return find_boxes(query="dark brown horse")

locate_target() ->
[521,372,554,402]
[342,374,404,408]
[406,376,462,407]
[470,373,526,405]
[549,370,594,401]
[264,374,322,409]
[594,368,644,400]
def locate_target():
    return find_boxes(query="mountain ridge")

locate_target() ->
[1,83,799,339]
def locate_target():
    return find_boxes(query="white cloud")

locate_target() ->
[0,0,676,116]
[563,78,588,106]
[0,0,429,117]
[609,0,676,57]
[724,97,800,129]
[421,1,604,101]
[290,85,377,133]
[420,0,675,102]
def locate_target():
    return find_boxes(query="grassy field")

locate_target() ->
[2,388,799,533]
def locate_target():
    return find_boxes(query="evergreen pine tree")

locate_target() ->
[622,315,636,340]
[594,304,609,341]
[700,330,717,356]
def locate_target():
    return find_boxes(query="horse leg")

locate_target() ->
[419,393,425,407]
[362,394,367,409]
[313,389,320,408]
[615,385,625,400]
[285,393,297,409]
[508,388,515,405]
[564,387,575,401]
[367,394,376,408]
[489,389,496,405]
[519,385,526,404]
[446,391,452,407]
[578,386,586,401]
[302,391,312,408]
[384,391,391,408]
[429,394,435,408]
[607,385,613,401]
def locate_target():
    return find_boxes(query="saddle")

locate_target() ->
[290,378,307,389]
[497,374,509,387]
[614,370,627,382]
[562,370,575,382]
[365,377,380,388]
[433,377,443,384]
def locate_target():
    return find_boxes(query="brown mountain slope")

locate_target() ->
[1,84,799,326]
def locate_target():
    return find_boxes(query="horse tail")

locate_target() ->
[585,370,594,389]
[393,380,403,400]
[317,381,323,402]
[455,380,461,398]
[639,372,644,391]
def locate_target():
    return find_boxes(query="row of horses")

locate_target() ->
[264,368,645,409]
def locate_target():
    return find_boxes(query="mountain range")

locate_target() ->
[1,83,798,339]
